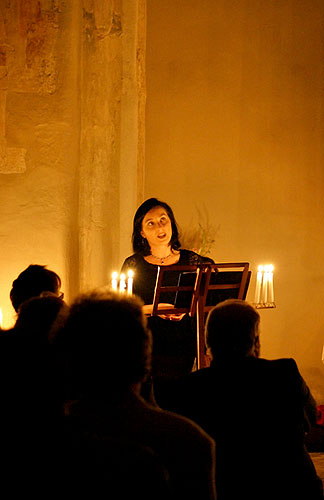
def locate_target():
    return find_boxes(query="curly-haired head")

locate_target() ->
[53,289,152,397]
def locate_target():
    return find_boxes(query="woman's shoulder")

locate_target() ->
[179,249,215,265]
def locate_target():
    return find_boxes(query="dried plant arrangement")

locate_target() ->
[180,206,219,258]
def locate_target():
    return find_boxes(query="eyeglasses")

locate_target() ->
[40,291,64,300]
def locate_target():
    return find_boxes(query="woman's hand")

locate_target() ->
[142,303,185,321]
[158,312,186,321]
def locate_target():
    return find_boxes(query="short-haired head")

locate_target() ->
[14,293,68,344]
[54,289,151,397]
[206,299,260,360]
[10,265,62,312]
[132,198,181,255]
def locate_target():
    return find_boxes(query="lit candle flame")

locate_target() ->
[119,273,126,293]
[268,264,274,303]
[112,272,118,291]
[255,264,275,306]
[254,266,264,304]
[127,270,134,295]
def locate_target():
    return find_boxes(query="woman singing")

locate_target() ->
[121,198,214,399]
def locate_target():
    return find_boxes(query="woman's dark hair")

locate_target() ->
[132,198,181,255]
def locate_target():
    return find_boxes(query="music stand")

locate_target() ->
[147,261,251,372]
[150,264,204,316]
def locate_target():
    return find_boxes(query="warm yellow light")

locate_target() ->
[127,270,134,295]
[119,273,126,293]
[111,272,118,291]
[255,264,275,306]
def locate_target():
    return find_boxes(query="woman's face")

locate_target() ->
[140,206,172,249]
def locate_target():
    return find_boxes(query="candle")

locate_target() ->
[0,308,3,329]
[112,272,118,291]
[127,270,133,295]
[254,265,263,304]
[268,265,274,303]
[261,265,269,304]
[119,273,126,293]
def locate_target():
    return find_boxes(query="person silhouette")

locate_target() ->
[9,264,62,312]
[161,299,323,500]
[53,289,216,500]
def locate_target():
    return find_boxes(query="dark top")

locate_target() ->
[161,356,323,500]
[65,391,216,500]
[121,249,213,305]
[121,250,214,384]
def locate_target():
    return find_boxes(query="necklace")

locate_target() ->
[150,252,172,264]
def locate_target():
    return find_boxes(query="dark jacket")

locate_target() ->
[162,356,323,500]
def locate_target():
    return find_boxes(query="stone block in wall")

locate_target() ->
[0,136,26,173]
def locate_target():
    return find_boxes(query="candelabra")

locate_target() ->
[253,265,276,309]
[111,270,134,295]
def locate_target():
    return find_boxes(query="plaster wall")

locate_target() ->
[145,0,324,400]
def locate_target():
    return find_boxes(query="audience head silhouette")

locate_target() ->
[10,264,62,312]
[14,293,68,344]
[55,289,151,398]
[206,299,260,360]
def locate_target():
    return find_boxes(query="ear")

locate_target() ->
[253,335,260,358]
[140,231,145,239]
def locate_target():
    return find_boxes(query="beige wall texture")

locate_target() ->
[0,1,145,327]
[145,0,324,401]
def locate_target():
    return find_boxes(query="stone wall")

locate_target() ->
[0,0,145,326]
